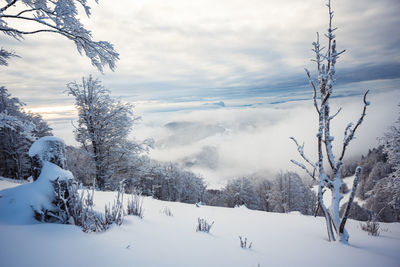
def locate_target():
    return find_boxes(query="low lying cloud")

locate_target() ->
[133,90,399,188]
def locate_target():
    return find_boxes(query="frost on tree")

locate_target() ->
[365,105,400,222]
[290,0,369,242]
[0,86,53,179]
[0,0,119,71]
[67,76,145,190]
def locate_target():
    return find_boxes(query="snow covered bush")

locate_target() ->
[239,236,252,249]
[127,190,144,219]
[290,0,370,242]
[196,218,214,233]
[162,206,173,217]
[105,182,124,226]
[28,137,108,232]
[360,220,380,236]
[30,136,66,181]
[28,137,74,222]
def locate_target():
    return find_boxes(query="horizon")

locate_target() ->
[1,0,400,187]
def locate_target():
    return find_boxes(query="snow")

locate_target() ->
[0,179,399,267]
[0,163,73,224]
[28,136,65,158]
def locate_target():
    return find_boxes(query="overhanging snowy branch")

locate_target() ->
[0,0,119,72]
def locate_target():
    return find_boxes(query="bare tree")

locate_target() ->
[290,0,370,242]
[0,0,118,71]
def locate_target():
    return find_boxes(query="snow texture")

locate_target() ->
[0,163,73,224]
[0,179,399,267]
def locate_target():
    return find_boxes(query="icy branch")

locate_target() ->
[338,90,370,163]
[305,68,320,115]
[339,166,361,240]
[290,137,316,169]
[290,159,316,180]
[328,107,341,121]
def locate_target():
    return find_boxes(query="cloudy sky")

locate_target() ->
[1,0,399,187]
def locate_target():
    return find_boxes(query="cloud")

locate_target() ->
[1,0,399,107]
[1,0,399,188]
[133,90,400,187]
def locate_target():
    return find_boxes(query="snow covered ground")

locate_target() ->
[0,179,399,267]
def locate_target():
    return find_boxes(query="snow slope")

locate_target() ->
[0,179,399,267]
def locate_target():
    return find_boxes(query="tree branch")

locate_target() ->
[0,0,17,12]
[338,90,370,163]
[290,137,316,170]
[305,68,320,115]
[339,166,361,234]
[290,159,316,180]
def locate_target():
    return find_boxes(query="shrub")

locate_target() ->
[104,183,124,226]
[127,190,144,219]
[196,217,214,233]
[360,220,380,236]
[162,206,173,217]
[239,236,252,249]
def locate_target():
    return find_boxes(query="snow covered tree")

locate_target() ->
[148,162,206,204]
[290,0,370,242]
[253,178,273,212]
[0,0,119,71]
[382,104,400,208]
[65,145,96,186]
[269,172,315,215]
[67,76,143,190]
[0,86,52,179]
[365,105,400,222]
[223,177,259,209]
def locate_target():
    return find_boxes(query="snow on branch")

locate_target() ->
[0,48,19,66]
[305,68,320,115]
[290,159,316,180]
[290,137,317,180]
[0,0,119,71]
[338,90,370,164]
[328,107,341,121]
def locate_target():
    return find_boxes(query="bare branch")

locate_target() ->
[305,68,320,115]
[290,159,316,180]
[328,107,341,121]
[0,0,17,12]
[290,136,316,169]
[338,90,370,163]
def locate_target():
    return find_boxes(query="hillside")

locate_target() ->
[0,178,399,267]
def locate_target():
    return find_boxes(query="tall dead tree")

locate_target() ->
[290,0,369,243]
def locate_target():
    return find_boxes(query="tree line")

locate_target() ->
[0,78,398,223]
